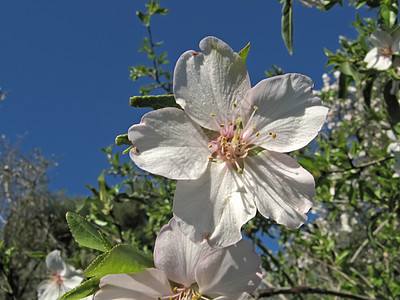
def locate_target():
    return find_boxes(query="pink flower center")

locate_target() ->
[207,104,276,173]
[159,286,208,300]
[51,272,64,285]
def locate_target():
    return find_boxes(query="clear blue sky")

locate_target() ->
[0,0,372,197]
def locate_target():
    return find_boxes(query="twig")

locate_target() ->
[253,286,373,300]
[329,156,395,173]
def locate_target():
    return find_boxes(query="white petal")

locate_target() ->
[46,250,65,274]
[95,269,173,300]
[61,275,84,291]
[154,218,212,287]
[243,74,328,152]
[37,280,65,300]
[196,239,262,297]
[370,30,392,48]
[364,47,380,68]
[243,151,315,229]
[174,36,251,131]
[391,29,400,53]
[214,293,255,300]
[128,108,211,180]
[173,162,256,247]
[373,55,392,71]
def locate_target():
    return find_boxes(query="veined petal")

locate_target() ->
[174,36,251,131]
[370,30,392,48]
[95,269,173,300]
[45,250,65,274]
[173,163,256,248]
[154,218,212,287]
[243,74,328,152]
[37,280,66,300]
[243,151,315,229]
[128,108,211,180]
[61,275,84,291]
[196,239,262,297]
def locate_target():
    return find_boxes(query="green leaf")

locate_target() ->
[339,61,360,83]
[281,0,293,55]
[28,251,46,258]
[129,94,179,110]
[115,134,131,146]
[59,277,100,300]
[238,42,250,64]
[66,212,112,252]
[84,244,153,277]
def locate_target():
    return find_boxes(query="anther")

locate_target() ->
[252,126,256,130]
[210,113,215,117]
[237,168,243,173]
[253,105,259,111]
[208,144,213,148]
[220,124,225,127]
[233,102,237,108]
[208,157,214,161]
[268,132,272,135]
[256,132,260,137]
[229,122,233,126]
[272,133,277,138]
[226,153,232,159]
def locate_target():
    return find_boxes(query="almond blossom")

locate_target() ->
[94,218,262,300]
[364,29,400,70]
[37,250,87,300]
[128,36,328,247]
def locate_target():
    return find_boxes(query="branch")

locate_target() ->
[254,286,373,300]
[329,155,395,173]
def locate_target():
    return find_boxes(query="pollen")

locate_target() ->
[272,133,277,138]
[210,113,215,117]
[252,126,256,130]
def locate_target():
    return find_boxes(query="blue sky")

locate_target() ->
[0,1,372,197]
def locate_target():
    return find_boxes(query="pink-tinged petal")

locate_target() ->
[37,280,66,300]
[128,108,211,180]
[243,151,315,229]
[154,218,212,287]
[95,269,173,300]
[45,250,65,274]
[174,36,251,131]
[243,74,328,152]
[195,239,262,297]
[370,30,392,48]
[173,163,256,247]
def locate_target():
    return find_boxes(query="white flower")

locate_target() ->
[128,37,328,247]
[37,250,86,300]
[364,29,400,70]
[298,0,324,8]
[387,130,400,177]
[94,218,262,300]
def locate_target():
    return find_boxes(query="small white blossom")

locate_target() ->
[364,29,400,70]
[37,250,86,300]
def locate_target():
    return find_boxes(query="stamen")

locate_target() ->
[252,126,256,130]
[233,102,237,108]
[272,133,277,138]
[210,113,215,117]
[253,105,258,111]
[208,144,213,148]
[256,132,260,137]
[229,122,233,126]
[220,124,225,127]
[237,168,243,173]
[268,132,272,135]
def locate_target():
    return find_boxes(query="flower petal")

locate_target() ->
[154,218,212,287]
[174,36,251,131]
[128,107,211,180]
[173,162,256,247]
[61,275,84,291]
[370,29,392,48]
[243,151,315,229]
[45,250,65,274]
[364,47,380,68]
[37,280,66,300]
[95,269,173,300]
[373,55,392,71]
[195,239,262,297]
[243,74,328,152]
